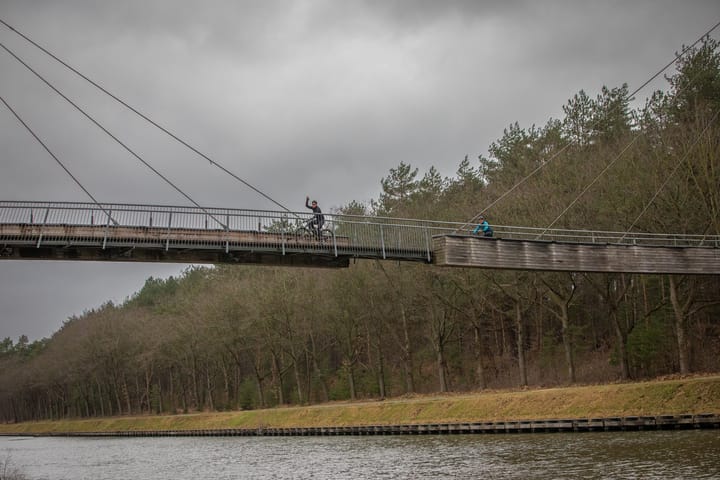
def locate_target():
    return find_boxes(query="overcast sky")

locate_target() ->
[1,1,719,342]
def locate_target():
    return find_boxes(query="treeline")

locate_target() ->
[1,40,719,423]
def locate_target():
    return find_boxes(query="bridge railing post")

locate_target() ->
[331,222,338,257]
[226,214,231,253]
[166,212,172,251]
[424,226,431,263]
[102,209,113,250]
[36,207,50,248]
[379,224,386,260]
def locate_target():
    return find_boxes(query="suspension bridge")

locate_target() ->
[1,201,718,274]
[1,20,719,275]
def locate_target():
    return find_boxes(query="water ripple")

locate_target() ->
[1,430,718,479]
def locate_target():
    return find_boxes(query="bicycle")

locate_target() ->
[294,220,334,243]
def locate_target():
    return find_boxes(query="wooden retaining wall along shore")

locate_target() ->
[4,414,718,437]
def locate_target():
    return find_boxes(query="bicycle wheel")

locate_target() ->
[296,226,313,241]
[320,229,334,243]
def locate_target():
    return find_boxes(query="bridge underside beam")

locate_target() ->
[0,245,350,268]
[433,235,720,275]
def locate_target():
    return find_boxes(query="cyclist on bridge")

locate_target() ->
[305,196,325,237]
[473,215,494,237]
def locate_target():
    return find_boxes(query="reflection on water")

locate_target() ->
[2,430,719,479]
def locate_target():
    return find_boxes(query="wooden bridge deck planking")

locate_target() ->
[432,234,720,275]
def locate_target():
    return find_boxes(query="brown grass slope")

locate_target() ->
[1,375,718,434]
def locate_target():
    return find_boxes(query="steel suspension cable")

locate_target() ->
[0,17,292,214]
[0,40,227,230]
[541,31,720,236]
[618,108,720,242]
[0,95,117,224]
[457,19,720,234]
[539,135,643,235]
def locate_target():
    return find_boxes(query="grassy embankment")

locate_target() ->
[1,375,718,435]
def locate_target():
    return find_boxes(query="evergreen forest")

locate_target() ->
[1,39,719,423]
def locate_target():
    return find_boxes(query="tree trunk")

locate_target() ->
[611,309,630,380]
[168,367,176,414]
[252,349,266,408]
[473,326,487,390]
[309,333,329,403]
[96,378,105,417]
[559,303,576,383]
[253,362,266,408]
[271,351,285,405]
[542,274,577,384]
[156,381,163,413]
[436,345,448,393]
[205,364,214,411]
[399,302,416,393]
[344,360,356,400]
[220,360,230,408]
[376,344,387,399]
[292,359,304,405]
[377,263,415,393]
[113,378,122,415]
[122,377,131,414]
[669,276,691,375]
[365,319,387,399]
[180,375,188,414]
[290,345,304,404]
[515,301,528,387]
[588,274,633,380]
[190,354,200,409]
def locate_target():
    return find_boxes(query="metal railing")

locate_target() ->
[468,224,720,248]
[0,201,444,261]
[0,201,718,262]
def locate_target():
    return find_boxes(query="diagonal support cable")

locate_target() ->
[0,95,118,225]
[456,20,720,234]
[618,109,720,242]
[538,135,642,237]
[0,17,292,214]
[0,40,227,230]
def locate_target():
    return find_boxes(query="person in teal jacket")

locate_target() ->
[472,215,493,237]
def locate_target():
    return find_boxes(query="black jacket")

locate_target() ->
[305,199,325,226]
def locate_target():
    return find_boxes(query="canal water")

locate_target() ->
[1,430,719,479]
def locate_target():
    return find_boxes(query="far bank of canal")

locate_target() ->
[2,375,719,436]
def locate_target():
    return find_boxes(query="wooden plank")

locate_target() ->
[433,234,720,274]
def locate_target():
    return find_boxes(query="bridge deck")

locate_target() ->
[433,234,720,275]
[1,201,718,273]
[0,222,429,267]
